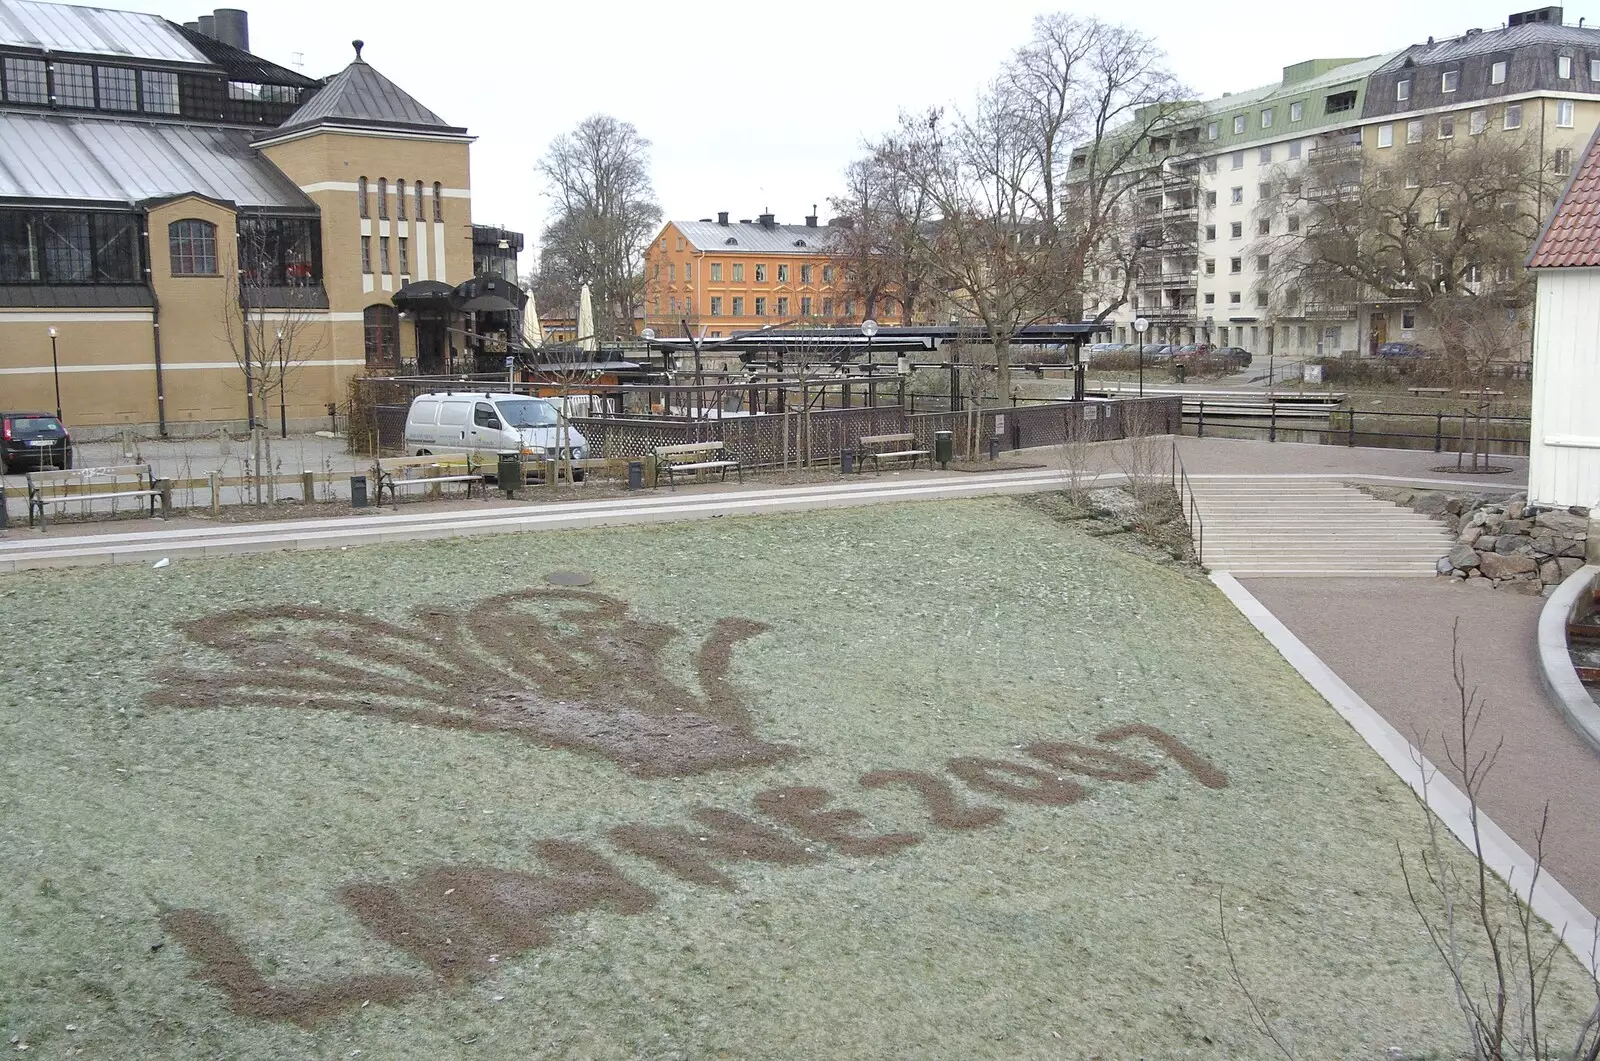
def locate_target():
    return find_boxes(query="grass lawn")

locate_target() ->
[0,497,1591,1059]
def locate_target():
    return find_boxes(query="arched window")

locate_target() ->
[168,219,218,276]
[432,182,443,222]
[357,176,369,219]
[414,180,424,221]
[377,178,388,220]
[396,179,407,220]
[363,304,399,369]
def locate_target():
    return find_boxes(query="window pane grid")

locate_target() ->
[96,66,138,111]
[53,62,94,108]
[169,219,217,276]
[3,56,47,103]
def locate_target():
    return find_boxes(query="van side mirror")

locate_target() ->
[485,417,502,431]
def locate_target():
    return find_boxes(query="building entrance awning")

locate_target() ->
[453,274,525,313]
[391,280,454,311]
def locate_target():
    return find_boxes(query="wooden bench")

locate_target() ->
[1460,389,1506,398]
[654,442,741,489]
[373,455,485,505]
[27,464,169,528]
[1407,387,1452,397]
[857,432,929,473]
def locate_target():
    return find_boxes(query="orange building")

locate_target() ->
[643,211,880,339]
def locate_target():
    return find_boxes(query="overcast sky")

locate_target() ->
[141,0,1598,265]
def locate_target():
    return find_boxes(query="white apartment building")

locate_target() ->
[1095,6,1600,361]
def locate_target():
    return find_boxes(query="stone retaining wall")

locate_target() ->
[1360,486,1592,595]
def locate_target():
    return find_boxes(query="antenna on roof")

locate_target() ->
[352,39,365,61]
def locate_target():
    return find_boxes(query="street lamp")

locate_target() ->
[861,317,878,371]
[1132,316,1150,397]
[47,327,61,420]
[276,329,288,438]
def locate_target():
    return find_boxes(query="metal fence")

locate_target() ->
[368,396,1183,468]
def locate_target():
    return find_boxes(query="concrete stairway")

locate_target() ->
[1186,476,1453,577]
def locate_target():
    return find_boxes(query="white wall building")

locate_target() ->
[1527,127,1600,508]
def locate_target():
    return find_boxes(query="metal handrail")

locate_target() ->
[1171,440,1203,565]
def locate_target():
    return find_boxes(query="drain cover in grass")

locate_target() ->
[545,571,594,586]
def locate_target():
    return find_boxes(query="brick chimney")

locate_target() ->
[717,211,729,225]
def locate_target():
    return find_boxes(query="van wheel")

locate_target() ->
[416,449,431,457]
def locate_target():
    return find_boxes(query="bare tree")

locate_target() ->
[851,15,1191,400]
[537,115,662,342]
[1254,127,1550,381]
[828,151,937,325]
[1398,624,1600,1061]
[220,222,325,505]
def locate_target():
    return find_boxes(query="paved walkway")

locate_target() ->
[1244,577,1600,913]
[0,466,1081,571]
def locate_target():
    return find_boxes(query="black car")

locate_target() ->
[1,412,73,473]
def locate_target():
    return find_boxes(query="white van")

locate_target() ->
[402,392,588,464]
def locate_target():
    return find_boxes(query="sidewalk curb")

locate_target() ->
[1212,572,1600,978]
[1537,565,1600,757]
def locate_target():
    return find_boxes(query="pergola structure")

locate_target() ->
[640,322,1112,402]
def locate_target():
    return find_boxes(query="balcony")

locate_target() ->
[1135,270,1199,290]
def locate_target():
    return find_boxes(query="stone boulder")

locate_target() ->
[1560,557,1586,579]
[1459,526,1484,547]
[1413,492,1450,516]
[1497,535,1534,555]
[1536,510,1588,538]
[1477,535,1500,553]
[1541,559,1562,584]
[1448,544,1481,570]
[1478,551,1538,580]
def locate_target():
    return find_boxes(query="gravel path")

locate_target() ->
[1243,576,1600,913]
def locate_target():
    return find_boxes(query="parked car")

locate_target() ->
[1377,341,1429,358]
[0,411,72,473]
[1212,346,1255,367]
[403,392,588,477]
[1140,343,1177,362]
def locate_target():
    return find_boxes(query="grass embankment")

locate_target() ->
[0,498,1588,1058]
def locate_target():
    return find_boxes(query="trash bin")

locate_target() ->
[349,474,367,508]
[497,452,524,498]
[1175,364,1187,384]
[934,430,954,469]
[988,436,1000,461]
[840,447,854,475]
[626,460,644,490]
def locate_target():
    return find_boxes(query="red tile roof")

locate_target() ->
[1529,126,1600,269]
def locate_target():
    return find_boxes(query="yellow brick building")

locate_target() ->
[0,1,516,434]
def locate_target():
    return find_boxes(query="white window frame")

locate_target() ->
[1230,151,1244,170]
[1438,115,1454,139]
[1557,99,1575,128]
[1289,101,1304,122]
[1505,103,1522,130]
[1441,70,1459,93]
[1491,61,1507,85]
[1470,110,1486,135]
[1233,114,1246,135]
[1258,146,1272,165]
[1397,78,1411,102]
[1376,124,1394,148]
[1558,55,1573,80]
[1591,59,1600,82]
[1207,120,1219,140]
[1260,108,1273,129]
[1230,186,1243,204]
[1407,120,1423,144]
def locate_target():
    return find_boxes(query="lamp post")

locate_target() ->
[1132,316,1150,397]
[47,327,61,420]
[276,329,288,438]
